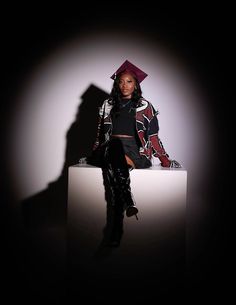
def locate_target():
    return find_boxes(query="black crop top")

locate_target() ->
[111,99,136,136]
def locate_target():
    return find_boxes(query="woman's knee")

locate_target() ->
[125,155,135,168]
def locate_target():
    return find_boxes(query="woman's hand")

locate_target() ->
[170,160,182,168]
[78,157,87,164]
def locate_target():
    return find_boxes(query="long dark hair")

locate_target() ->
[108,73,143,107]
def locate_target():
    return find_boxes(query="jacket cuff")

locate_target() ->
[159,155,171,167]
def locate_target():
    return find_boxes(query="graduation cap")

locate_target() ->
[110,60,148,83]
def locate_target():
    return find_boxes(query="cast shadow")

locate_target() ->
[21,84,109,230]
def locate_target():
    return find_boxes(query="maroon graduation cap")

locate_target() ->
[110,60,148,83]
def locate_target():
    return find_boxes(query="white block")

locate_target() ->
[68,164,187,279]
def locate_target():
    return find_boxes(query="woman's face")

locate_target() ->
[118,73,136,99]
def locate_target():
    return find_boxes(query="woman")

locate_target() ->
[81,60,181,246]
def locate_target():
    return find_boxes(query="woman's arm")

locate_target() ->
[93,115,102,151]
[148,105,181,168]
[92,102,106,151]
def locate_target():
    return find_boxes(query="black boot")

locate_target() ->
[109,207,124,247]
[106,137,138,219]
[102,167,117,208]
[112,167,139,219]
[102,167,124,247]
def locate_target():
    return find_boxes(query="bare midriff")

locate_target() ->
[111,134,133,138]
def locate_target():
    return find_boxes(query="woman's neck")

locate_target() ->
[121,95,132,100]
[121,97,132,101]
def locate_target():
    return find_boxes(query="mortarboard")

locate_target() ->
[110,60,148,83]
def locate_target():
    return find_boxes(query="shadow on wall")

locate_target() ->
[21,84,110,229]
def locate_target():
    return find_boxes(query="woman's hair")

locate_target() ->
[108,73,143,107]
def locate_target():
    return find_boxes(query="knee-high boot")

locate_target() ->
[112,167,139,218]
[102,166,124,247]
[105,137,138,219]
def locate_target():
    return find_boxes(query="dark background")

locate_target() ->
[1,7,233,302]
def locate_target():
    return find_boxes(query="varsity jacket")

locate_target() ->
[93,98,171,167]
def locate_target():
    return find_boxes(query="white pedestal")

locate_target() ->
[68,164,187,281]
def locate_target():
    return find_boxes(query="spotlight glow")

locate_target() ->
[8,30,213,201]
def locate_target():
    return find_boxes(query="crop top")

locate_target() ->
[111,99,136,136]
